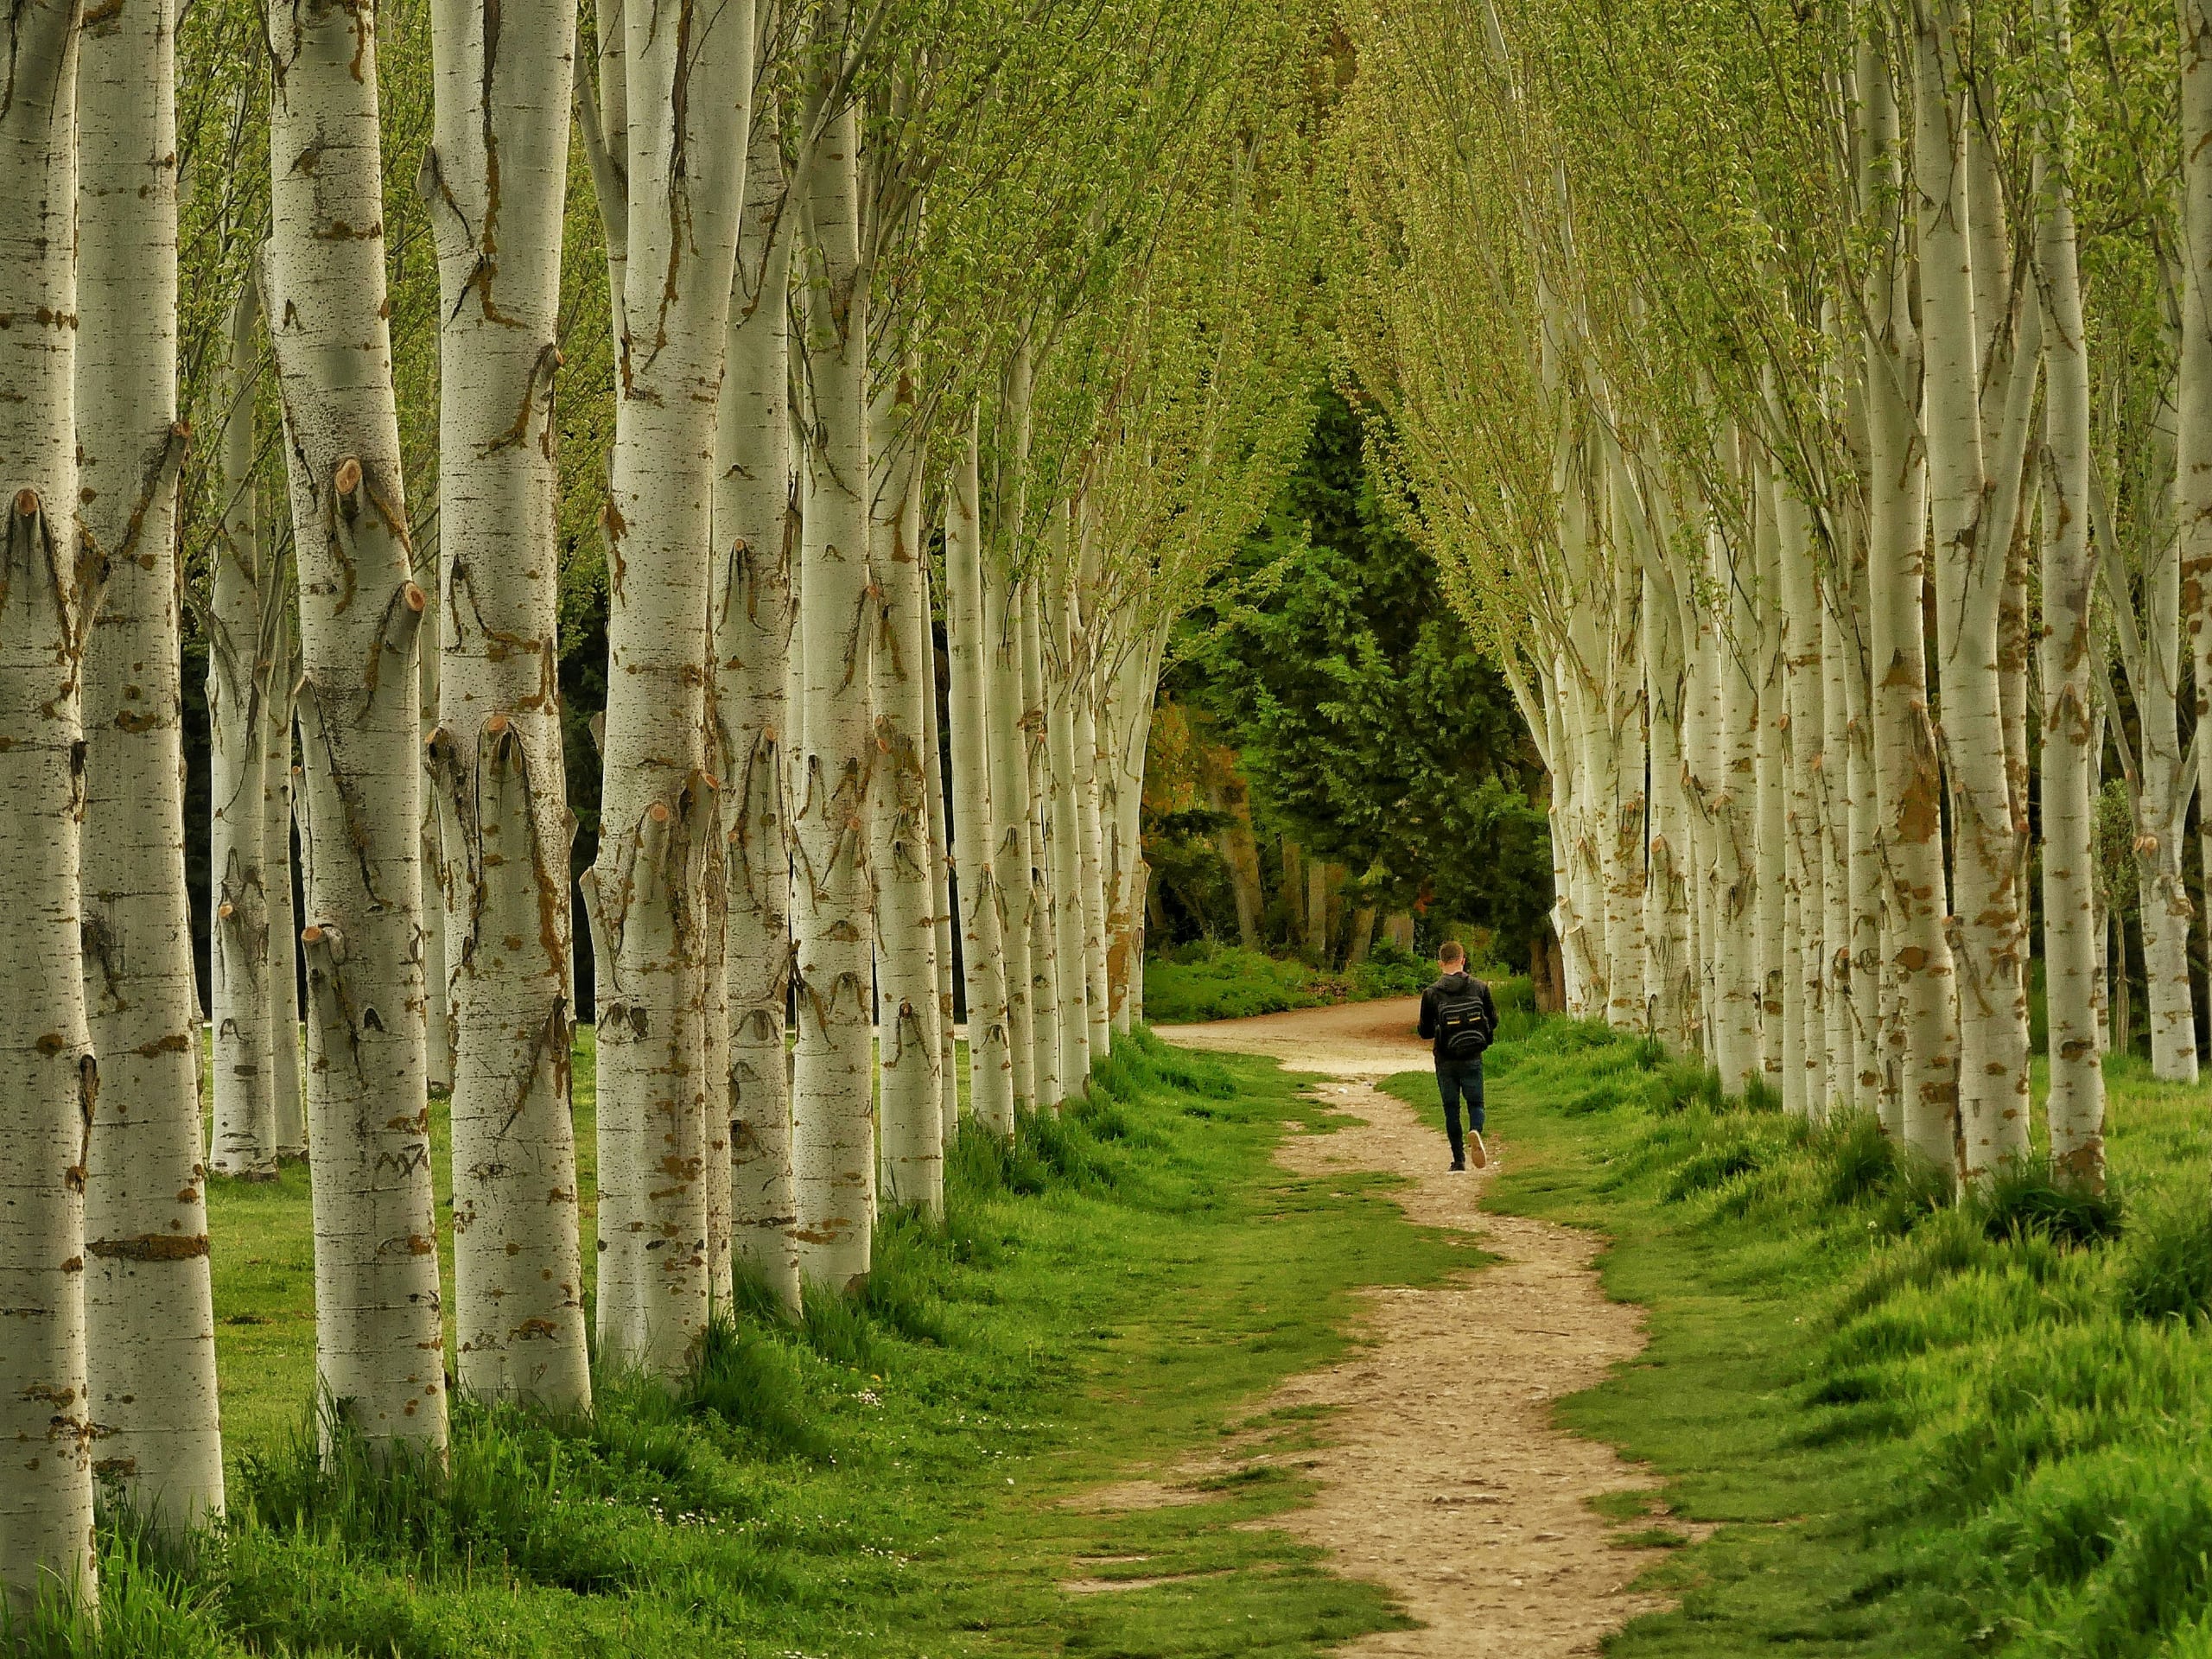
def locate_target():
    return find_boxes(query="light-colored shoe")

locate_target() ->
[1469,1131,1488,1169]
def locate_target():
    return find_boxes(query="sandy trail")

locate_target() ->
[1142,998,1680,1657]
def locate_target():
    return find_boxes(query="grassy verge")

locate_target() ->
[1379,1020,2212,1657]
[1144,942,1531,1025]
[79,1028,1465,1658]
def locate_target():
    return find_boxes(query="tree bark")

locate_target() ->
[1019,575,1062,1109]
[210,283,278,1182]
[1915,3,2031,1175]
[1864,28,1957,1166]
[2034,40,2106,1186]
[423,0,592,1409]
[0,0,99,1605]
[985,549,1036,1111]
[264,0,447,1456]
[268,634,306,1158]
[1046,530,1090,1093]
[868,371,944,1211]
[2183,0,2212,1091]
[712,96,801,1312]
[1106,627,1161,1032]
[582,0,751,1363]
[78,0,223,1528]
[1075,537,1112,1065]
[1712,514,1764,1090]
[790,62,876,1290]
[943,414,1016,1138]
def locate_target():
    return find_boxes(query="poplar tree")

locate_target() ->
[0,0,99,1605]
[264,0,448,1457]
[76,0,223,1525]
[423,0,592,1410]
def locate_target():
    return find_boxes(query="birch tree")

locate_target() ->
[579,0,753,1364]
[423,0,592,1409]
[790,14,878,1290]
[2035,0,2105,1186]
[77,0,223,1527]
[0,0,99,1605]
[713,89,803,1312]
[943,414,1018,1136]
[264,0,447,1457]
[209,286,280,1182]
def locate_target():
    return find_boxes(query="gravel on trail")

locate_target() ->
[1139,997,1688,1657]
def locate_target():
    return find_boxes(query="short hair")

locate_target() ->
[1438,940,1466,966]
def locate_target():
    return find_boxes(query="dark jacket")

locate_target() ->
[1418,971,1497,1065]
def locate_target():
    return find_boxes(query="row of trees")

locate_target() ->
[1336,0,2200,1195]
[0,0,1319,1611]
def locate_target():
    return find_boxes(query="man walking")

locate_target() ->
[1417,941,1497,1172]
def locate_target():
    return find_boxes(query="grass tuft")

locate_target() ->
[1974,1161,2124,1249]
[2116,1188,2212,1323]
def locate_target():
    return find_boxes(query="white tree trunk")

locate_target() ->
[0,0,99,1605]
[921,563,960,1152]
[1863,29,1956,1166]
[1046,541,1091,1094]
[1819,582,1857,1113]
[2035,48,2107,1185]
[1641,553,1694,1052]
[868,373,944,1212]
[2189,0,2212,1098]
[1077,630,1112,1065]
[1602,537,1646,1029]
[985,553,1036,1111]
[210,283,277,1182]
[420,607,451,1096]
[423,0,592,1409]
[1019,577,1063,1109]
[789,73,876,1292]
[264,0,446,1456]
[1771,460,1822,1116]
[1916,6,2031,1175]
[267,630,306,1158]
[1752,476,1788,1091]
[943,417,1016,1137]
[78,0,222,1529]
[584,0,751,1362]
[1106,626,1160,1033]
[1712,523,1763,1090]
[712,102,801,1313]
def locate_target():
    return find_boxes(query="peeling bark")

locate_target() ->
[943,416,1015,1138]
[712,98,801,1312]
[424,0,591,1409]
[790,53,877,1291]
[78,0,223,1528]
[0,0,98,1600]
[585,0,753,1365]
[264,0,447,1455]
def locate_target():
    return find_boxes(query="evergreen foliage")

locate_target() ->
[1172,389,1553,960]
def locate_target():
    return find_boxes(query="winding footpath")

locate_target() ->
[1154,999,1681,1657]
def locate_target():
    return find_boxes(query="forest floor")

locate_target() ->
[147,1027,1480,1658]
[1157,1001,1687,1656]
[149,1007,2212,1657]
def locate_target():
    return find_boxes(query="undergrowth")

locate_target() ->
[1141,938,1532,1024]
[1395,1020,2212,1656]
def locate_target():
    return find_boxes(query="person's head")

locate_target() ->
[1438,941,1466,971]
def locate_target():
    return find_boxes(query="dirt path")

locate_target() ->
[1144,999,1681,1657]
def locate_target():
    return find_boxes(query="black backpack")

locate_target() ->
[1436,979,1493,1060]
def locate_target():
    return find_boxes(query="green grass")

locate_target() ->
[89,1027,1468,1656]
[1379,1019,2212,1657]
[1143,940,1530,1025]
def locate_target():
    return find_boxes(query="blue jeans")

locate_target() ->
[1436,1057,1484,1164]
